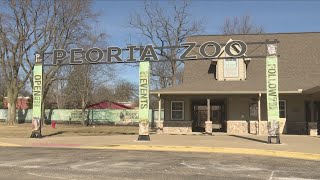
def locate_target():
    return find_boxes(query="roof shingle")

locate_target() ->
[152,32,320,94]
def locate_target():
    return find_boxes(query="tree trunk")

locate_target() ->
[41,99,46,125]
[7,101,17,125]
[42,85,50,125]
[172,75,176,86]
[81,98,87,126]
[6,88,18,125]
[171,68,176,86]
[171,59,177,86]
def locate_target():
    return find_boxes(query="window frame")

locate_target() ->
[171,101,184,120]
[279,100,287,118]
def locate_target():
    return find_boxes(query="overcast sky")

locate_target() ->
[92,0,320,84]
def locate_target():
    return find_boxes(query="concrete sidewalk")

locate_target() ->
[0,134,320,160]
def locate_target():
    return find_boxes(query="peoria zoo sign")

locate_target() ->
[50,40,247,65]
[32,39,280,143]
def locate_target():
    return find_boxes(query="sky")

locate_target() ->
[91,0,320,84]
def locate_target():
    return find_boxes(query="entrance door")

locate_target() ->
[192,100,226,132]
[211,102,226,132]
[193,105,207,132]
[317,102,320,135]
[212,105,223,131]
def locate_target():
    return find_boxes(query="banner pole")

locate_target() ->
[30,53,43,138]
[266,40,280,144]
[137,61,151,141]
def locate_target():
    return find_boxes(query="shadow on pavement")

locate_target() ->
[229,135,268,143]
[43,131,65,137]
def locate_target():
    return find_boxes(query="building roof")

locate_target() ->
[3,97,30,109]
[151,32,320,95]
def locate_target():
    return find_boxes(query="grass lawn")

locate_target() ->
[0,123,139,138]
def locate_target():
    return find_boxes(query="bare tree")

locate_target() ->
[0,69,6,97]
[129,0,203,88]
[39,0,105,124]
[113,80,138,102]
[220,15,264,34]
[45,66,70,109]
[0,0,104,124]
[0,70,4,108]
[0,1,47,124]
[87,79,138,106]
[65,65,93,109]
[63,62,115,125]
[91,85,115,103]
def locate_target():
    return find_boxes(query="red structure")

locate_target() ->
[86,101,134,109]
[3,97,30,109]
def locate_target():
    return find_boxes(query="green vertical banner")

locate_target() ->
[139,61,150,136]
[32,55,43,131]
[266,55,280,136]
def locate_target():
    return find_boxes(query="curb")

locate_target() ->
[80,145,320,161]
[1,142,320,161]
[0,142,21,147]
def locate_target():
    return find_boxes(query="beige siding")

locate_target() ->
[216,53,246,81]
[163,95,192,121]
[280,95,307,134]
[162,94,309,134]
[228,95,253,121]
[282,95,305,122]
[312,92,320,99]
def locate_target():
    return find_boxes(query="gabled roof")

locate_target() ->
[303,86,320,94]
[151,32,320,94]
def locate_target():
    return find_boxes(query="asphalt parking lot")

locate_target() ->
[0,147,319,180]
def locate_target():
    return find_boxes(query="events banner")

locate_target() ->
[32,62,43,131]
[266,55,280,135]
[139,61,150,135]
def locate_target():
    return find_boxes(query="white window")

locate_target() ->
[279,100,286,118]
[171,101,184,120]
[224,58,239,78]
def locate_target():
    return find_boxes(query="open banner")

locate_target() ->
[32,62,43,131]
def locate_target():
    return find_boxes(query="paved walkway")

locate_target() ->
[0,134,320,161]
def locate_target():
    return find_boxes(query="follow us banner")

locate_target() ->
[266,55,280,122]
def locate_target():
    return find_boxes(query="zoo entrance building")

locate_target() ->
[151,32,320,136]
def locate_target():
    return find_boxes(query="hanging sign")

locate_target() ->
[139,61,150,136]
[51,40,247,65]
[266,54,280,136]
[32,54,43,131]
